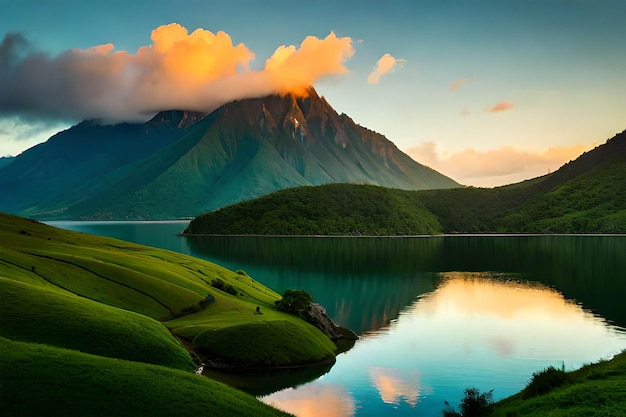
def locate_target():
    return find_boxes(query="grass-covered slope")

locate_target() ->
[0,278,195,370]
[491,351,626,417]
[185,183,443,236]
[0,212,343,415]
[0,212,337,365]
[419,130,626,233]
[0,337,290,417]
[186,130,626,235]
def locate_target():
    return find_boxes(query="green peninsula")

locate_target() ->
[0,212,346,416]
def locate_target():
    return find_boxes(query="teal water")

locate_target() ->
[50,221,626,417]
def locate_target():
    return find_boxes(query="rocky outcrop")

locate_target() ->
[301,303,357,341]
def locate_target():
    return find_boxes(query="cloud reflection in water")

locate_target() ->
[261,384,356,417]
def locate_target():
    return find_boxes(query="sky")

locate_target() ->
[1,0,625,187]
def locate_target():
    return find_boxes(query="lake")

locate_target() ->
[50,221,626,417]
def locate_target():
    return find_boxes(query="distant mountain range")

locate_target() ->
[185,130,626,235]
[0,88,459,220]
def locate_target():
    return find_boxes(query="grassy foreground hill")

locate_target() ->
[185,130,626,235]
[490,350,626,417]
[0,212,348,416]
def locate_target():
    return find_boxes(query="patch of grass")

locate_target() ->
[211,277,239,295]
[521,365,570,399]
[492,351,626,417]
[192,320,337,367]
[0,278,195,371]
[0,337,291,417]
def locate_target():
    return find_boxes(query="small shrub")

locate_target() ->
[442,387,493,417]
[198,294,216,308]
[235,270,248,276]
[459,387,493,417]
[210,278,238,296]
[521,365,569,398]
[180,304,202,315]
[275,289,313,317]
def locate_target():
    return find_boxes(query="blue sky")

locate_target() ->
[1,0,625,186]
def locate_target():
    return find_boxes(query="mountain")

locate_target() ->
[0,113,207,218]
[0,88,459,220]
[0,156,14,169]
[418,129,626,233]
[184,130,626,235]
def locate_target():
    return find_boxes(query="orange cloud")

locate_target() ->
[405,142,593,187]
[486,100,514,113]
[265,32,355,95]
[151,24,254,83]
[0,25,354,121]
[367,53,400,84]
[449,77,472,91]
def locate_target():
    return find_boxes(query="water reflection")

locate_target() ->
[260,384,356,417]
[263,272,626,417]
[185,235,626,330]
[369,367,429,407]
[47,222,626,417]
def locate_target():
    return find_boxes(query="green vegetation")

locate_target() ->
[520,364,570,399]
[0,337,290,417]
[186,131,626,235]
[275,289,314,317]
[0,278,195,371]
[491,351,626,416]
[443,387,494,417]
[192,320,336,367]
[185,183,443,235]
[0,212,351,416]
[211,277,239,295]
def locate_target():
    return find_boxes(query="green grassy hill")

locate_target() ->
[0,337,290,417]
[0,212,346,416]
[491,351,626,417]
[185,130,626,235]
[185,183,442,236]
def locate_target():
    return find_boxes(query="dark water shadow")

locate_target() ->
[202,361,334,396]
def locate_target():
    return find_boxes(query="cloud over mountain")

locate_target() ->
[0,24,355,122]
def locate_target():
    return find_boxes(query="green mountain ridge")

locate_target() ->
[186,129,626,235]
[0,88,459,220]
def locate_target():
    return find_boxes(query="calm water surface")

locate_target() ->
[50,221,626,417]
